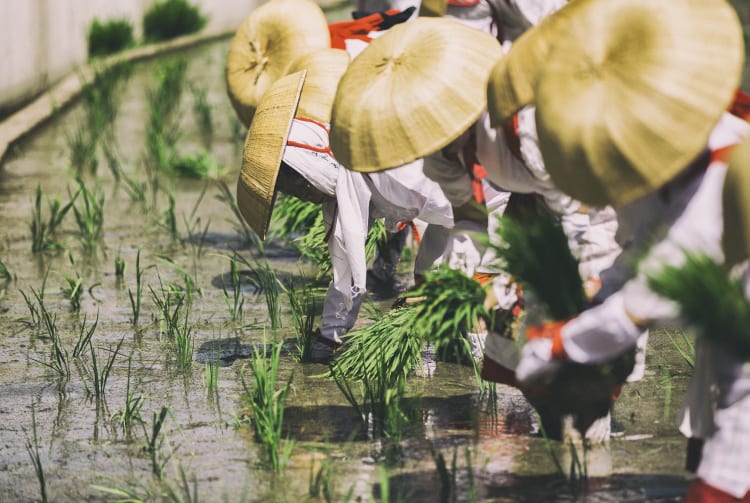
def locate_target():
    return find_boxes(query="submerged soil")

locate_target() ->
[4,5,747,499]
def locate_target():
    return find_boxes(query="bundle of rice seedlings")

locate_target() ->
[490,207,586,321]
[329,305,421,388]
[330,267,488,383]
[648,253,750,359]
[409,267,490,362]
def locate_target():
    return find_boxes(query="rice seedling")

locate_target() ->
[72,180,105,251]
[24,404,48,503]
[149,277,187,341]
[243,339,295,470]
[20,289,42,327]
[170,151,224,180]
[284,279,316,362]
[190,84,213,141]
[215,181,264,251]
[143,0,207,42]
[87,18,134,58]
[129,249,144,325]
[164,463,200,503]
[115,253,126,278]
[292,213,331,280]
[203,338,220,392]
[35,297,70,377]
[308,452,335,503]
[222,253,244,323]
[154,255,201,303]
[183,193,211,258]
[66,123,99,176]
[81,63,132,131]
[431,444,458,503]
[86,337,124,400]
[111,355,145,439]
[160,191,180,241]
[0,259,11,283]
[122,168,150,208]
[30,184,78,252]
[142,406,172,479]
[648,253,750,359]
[61,252,83,311]
[236,254,282,329]
[72,310,99,358]
[172,303,195,369]
[101,139,123,182]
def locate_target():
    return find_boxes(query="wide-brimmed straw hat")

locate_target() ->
[225,0,328,127]
[486,0,586,126]
[723,138,750,267]
[237,71,306,240]
[329,17,503,172]
[287,49,350,124]
[516,0,743,207]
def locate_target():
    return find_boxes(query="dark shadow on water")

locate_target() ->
[194,337,299,366]
[381,471,690,503]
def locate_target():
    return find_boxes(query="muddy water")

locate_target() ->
[0,18,727,503]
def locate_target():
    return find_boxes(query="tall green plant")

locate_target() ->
[87,18,134,58]
[72,181,105,251]
[30,185,78,252]
[243,339,295,470]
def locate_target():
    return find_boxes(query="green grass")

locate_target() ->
[142,406,172,479]
[87,18,134,58]
[143,0,207,42]
[115,253,126,278]
[270,195,321,238]
[190,84,213,141]
[129,249,145,325]
[243,339,295,470]
[86,337,124,400]
[222,253,245,323]
[236,254,282,330]
[72,311,99,358]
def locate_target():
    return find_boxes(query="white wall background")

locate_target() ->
[0,0,260,113]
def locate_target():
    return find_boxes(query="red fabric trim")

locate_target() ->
[683,479,750,503]
[447,0,481,6]
[295,116,329,133]
[461,131,487,203]
[728,89,750,122]
[397,221,421,244]
[286,140,332,155]
[472,271,496,287]
[711,145,737,164]
[329,11,390,49]
[526,320,568,360]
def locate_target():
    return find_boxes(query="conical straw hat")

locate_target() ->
[329,17,503,172]
[723,138,750,267]
[533,0,743,207]
[486,0,587,126]
[237,71,306,240]
[287,49,350,124]
[225,0,328,127]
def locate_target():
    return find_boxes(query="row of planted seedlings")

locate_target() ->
[8,50,267,502]
[9,43,445,500]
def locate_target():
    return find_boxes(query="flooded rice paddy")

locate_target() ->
[3,14,744,501]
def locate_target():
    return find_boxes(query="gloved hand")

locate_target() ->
[515,320,568,384]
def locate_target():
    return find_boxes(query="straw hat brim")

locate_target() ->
[723,138,750,267]
[225,0,329,127]
[534,0,743,208]
[486,0,587,127]
[330,17,503,172]
[287,49,350,124]
[237,71,306,240]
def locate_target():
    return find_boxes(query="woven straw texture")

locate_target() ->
[225,0,328,127]
[534,0,743,207]
[287,49,350,124]
[330,17,503,172]
[486,0,586,126]
[723,138,750,267]
[237,71,306,240]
